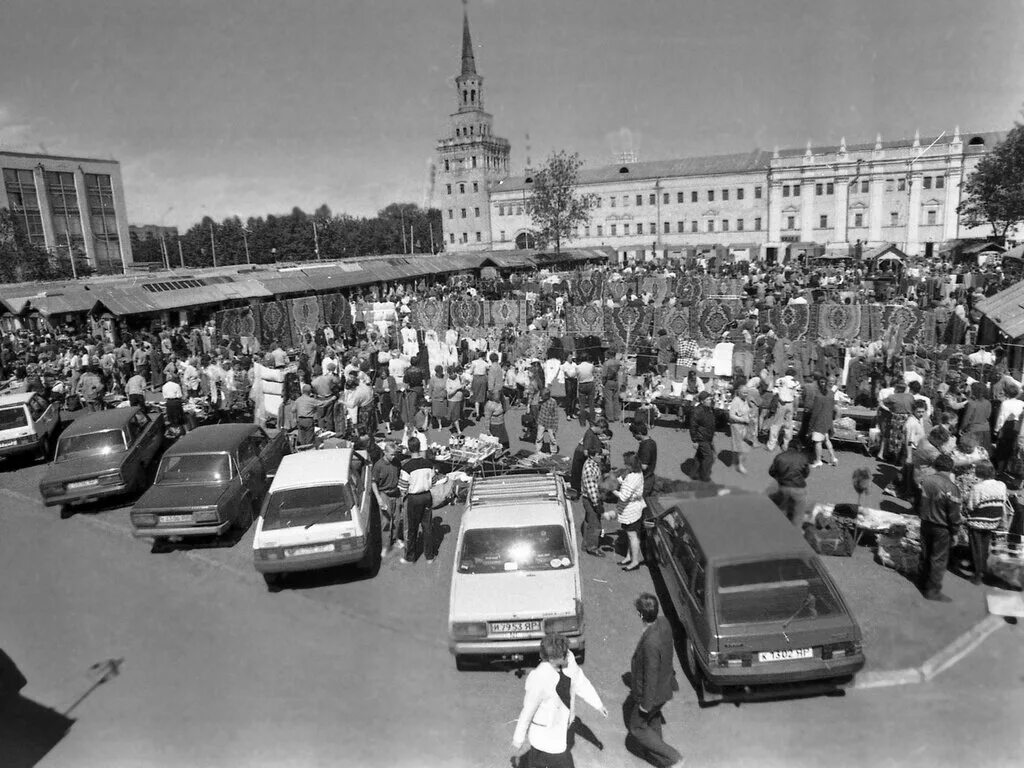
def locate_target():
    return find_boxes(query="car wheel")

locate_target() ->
[455,655,474,671]
[263,573,282,591]
[686,637,721,705]
[57,504,71,520]
[358,503,383,576]
[236,498,257,532]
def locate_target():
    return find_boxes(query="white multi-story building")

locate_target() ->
[1,150,133,273]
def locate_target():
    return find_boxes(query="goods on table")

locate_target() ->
[988,533,1024,589]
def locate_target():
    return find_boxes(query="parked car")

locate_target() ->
[0,391,61,463]
[647,492,865,702]
[130,423,288,541]
[39,407,165,516]
[252,447,379,588]
[448,473,584,670]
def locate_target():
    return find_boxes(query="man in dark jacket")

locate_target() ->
[768,438,811,525]
[628,593,683,767]
[917,454,963,602]
[689,391,716,482]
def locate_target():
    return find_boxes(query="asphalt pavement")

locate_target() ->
[1,403,1022,767]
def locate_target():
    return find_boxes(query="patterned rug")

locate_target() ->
[289,296,322,341]
[768,304,813,342]
[214,309,241,340]
[881,304,924,343]
[410,297,450,334]
[604,306,654,350]
[654,306,694,339]
[237,306,257,338]
[675,275,706,306]
[483,299,528,329]
[816,303,862,341]
[566,304,606,338]
[694,299,742,341]
[515,330,552,361]
[569,271,605,304]
[257,301,293,349]
[605,280,632,305]
[319,292,352,331]
[449,298,484,334]
[639,276,675,305]
[860,304,883,340]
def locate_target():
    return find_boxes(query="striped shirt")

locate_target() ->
[398,456,435,496]
[614,471,646,525]
[581,457,603,506]
[966,478,1008,530]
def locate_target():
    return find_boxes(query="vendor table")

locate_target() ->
[812,503,916,548]
[433,445,506,477]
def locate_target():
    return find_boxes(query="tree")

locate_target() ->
[958,123,1024,239]
[528,150,597,254]
[0,208,79,283]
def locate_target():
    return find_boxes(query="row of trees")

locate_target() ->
[132,203,443,268]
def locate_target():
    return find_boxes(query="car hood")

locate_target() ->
[450,568,578,621]
[134,483,228,512]
[44,454,126,483]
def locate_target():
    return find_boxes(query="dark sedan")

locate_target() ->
[647,492,865,702]
[39,407,165,516]
[130,423,288,541]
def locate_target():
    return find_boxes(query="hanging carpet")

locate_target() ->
[410,297,450,334]
[483,299,528,329]
[881,304,924,344]
[768,304,813,342]
[449,298,485,335]
[653,306,695,339]
[816,303,862,342]
[237,306,257,338]
[568,271,605,304]
[257,301,293,349]
[566,304,607,338]
[639,276,675,305]
[319,292,352,331]
[289,296,322,341]
[675,275,707,306]
[694,299,743,341]
[604,306,654,350]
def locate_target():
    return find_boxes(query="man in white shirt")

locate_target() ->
[576,357,596,426]
[767,368,802,451]
[561,355,578,418]
[162,373,185,427]
[388,351,409,385]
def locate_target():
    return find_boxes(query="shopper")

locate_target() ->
[688,391,717,482]
[580,447,605,557]
[727,386,752,475]
[627,593,683,768]
[964,461,1007,584]
[398,436,436,565]
[614,452,646,571]
[768,438,811,525]
[631,421,658,497]
[917,453,963,602]
[807,376,839,468]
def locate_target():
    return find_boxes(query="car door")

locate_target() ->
[235,438,265,505]
[131,411,161,466]
[253,427,287,478]
[30,395,57,440]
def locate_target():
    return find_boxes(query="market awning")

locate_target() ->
[0,296,32,315]
[960,240,1005,256]
[1002,243,1024,261]
[862,243,907,262]
[976,281,1024,339]
[21,288,99,317]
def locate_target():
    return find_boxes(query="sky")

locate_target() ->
[1,0,1022,231]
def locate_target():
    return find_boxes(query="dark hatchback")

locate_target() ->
[647,493,865,702]
[39,407,165,515]
[130,423,288,540]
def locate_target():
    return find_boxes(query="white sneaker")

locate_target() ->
[810,461,824,468]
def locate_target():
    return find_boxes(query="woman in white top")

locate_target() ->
[613,451,647,571]
[511,633,606,768]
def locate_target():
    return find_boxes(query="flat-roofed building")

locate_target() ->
[0,150,133,273]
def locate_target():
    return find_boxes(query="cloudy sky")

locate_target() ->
[2,0,1022,230]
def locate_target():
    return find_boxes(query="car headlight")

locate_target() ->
[193,506,220,523]
[132,513,157,527]
[544,598,584,634]
[451,622,488,641]
[40,482,63,495]
[98,470,122,485]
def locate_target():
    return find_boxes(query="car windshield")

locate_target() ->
[55,429,127,462]
[156,453,232,485]
[261,484,356,531]
[716,557,843,626]
[0,406,28,431]
[458,525,572,574]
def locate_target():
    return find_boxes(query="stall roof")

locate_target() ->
[862,243,907,261]
[961,241,1005,256]
[0,296,31,315]
[479,252,538,269]
[1003,243,1024,261]
[977,281,1024,340]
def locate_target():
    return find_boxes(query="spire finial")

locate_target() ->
[913,129,921,147]
[805,140,813,157]
[772,145,779,159]
[461,1,477,76]
[840,136,847,153]
[875,133,882,150]
[953,124,961,140]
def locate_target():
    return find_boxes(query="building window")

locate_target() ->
[3,168,44,244]
[754,186,762,199]
[584,226,591,237]
[854,213,864,227]
[611,224,618,236]
[450,233,456,244]
[459,183,465,194]
[691,221,697,232]
[623,195,630,207]
[473,181,479,192]
[664,221,671,234]
[649,193,656,205]
[461,208,467,218]
[471,156,477,168]
[448,209,454,219]
[861,180,869,193]
[516,206,523,215]
[927,210,937,225]
[500,230,506,241]
[737,188,744,200]
[827,182,834,195]
[623,224,630,235]
[691,191,698,203]
[890,212,899,226]
[783,185,790,197]
[500,205,506,216]
[45,171,83,250]
[737,218,744,231]
[721,219,729,232]
[597,225,603,236]
[677,221,684,233]
[85,173,120,271]
[707,190,715,202]
[786,216,796,230]
[936,176,945,189]
[444,160,450,172]
[446,184,452,195]
[793,184,800,196]
[636,194,643,206]
[754,217,762,231]
[649,222,656,235]
[677,192,684,203]
[819,214,829,228]
[474,207,480,217]
[663,193,670,204]
[923,176,932,189]
[610,197,617,208]
[722,189,729,201]
[475,232,481,242]
[816,183,823,196]
[898,178,906,192]
[707,220,714,232]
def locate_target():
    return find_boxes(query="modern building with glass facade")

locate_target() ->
[1,150,133,273]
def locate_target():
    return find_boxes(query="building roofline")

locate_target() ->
[0,149,120,165]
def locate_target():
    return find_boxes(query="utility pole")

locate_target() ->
[313,220,321,260]
[160,232,170,270]
[209,220,217,267]
[429,222,435,254]
[241,226,252,265]
[410,225,415,254]
[177,238,185,268]
[400,208,407,254]
[66,233,78,280]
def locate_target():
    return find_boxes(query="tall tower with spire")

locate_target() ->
[436,1,510,251]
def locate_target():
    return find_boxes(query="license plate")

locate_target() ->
[490,620,541,634]
[758,648,813,663]
[285,544,335,557]
[161,514,193,524]
[67,478,100,490]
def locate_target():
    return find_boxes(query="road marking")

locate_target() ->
[917,613,1005,681]
[0,486,446,647]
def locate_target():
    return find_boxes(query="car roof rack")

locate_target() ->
[469,473,562,505]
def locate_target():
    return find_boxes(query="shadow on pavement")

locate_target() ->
[0,650,74,768]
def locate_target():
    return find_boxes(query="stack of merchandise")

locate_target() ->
[874,515,922,578]
[987,533,1024,589]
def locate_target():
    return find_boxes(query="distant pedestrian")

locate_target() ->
[631,421,658,498]
[627,593,683,767]
[580,447,605,557]
[688,391,716,482]
[768,437,811,525]
[917,453,963,602]
[614,452,647,571]
[536,389,560,453]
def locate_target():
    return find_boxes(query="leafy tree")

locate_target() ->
[958,123,1024,239]
[0,208,79,282]
[528,150,597,254]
